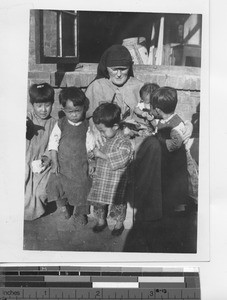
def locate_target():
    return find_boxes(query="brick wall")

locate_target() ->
[42,11,58,57]
[28,10,57,112]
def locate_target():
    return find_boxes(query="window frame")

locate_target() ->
[34,9,79,65]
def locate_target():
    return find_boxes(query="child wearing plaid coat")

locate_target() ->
[87,103,133,236]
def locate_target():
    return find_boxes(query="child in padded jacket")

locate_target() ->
[87,102,133,236]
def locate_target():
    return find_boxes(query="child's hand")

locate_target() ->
[87,150,95,160]
[93,147,107,160]
[41,156,51,171]
[93,148,102,158]
[88,164,96,177]
[51,161,60,175]
[146,114,154,122]
[123,127,136,137]
[141,111,149,118]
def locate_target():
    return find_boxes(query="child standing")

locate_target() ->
[87,103,133,236]
[47,87,91,225]
[150,86,188,215]
[25,83,56,220]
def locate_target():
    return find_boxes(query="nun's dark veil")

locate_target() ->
[95,44,134,80]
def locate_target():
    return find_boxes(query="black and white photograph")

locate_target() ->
[4,1,227,299]
[23,8,203,254]
[0,0,209,263]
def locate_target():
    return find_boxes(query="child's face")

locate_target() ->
[95,123,118,140]
[63,100,84,123]
[141,93,150,105]
[33,102,52,119]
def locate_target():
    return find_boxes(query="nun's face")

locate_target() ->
[107,66,129,86]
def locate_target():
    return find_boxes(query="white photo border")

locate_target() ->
[0,0,209,262]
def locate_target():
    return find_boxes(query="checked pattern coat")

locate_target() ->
[87,131,133,206]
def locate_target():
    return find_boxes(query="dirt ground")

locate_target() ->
[24,200,197,253]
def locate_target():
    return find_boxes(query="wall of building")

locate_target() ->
[28,11,57,79]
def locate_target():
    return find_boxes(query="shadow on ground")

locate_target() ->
[24,201,197,253]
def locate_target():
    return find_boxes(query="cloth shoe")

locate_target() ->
[93,220,107,233]
[111,224,124,236]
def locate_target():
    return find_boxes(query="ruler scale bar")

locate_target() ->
[0,287,201,299]
[0,267,200,299]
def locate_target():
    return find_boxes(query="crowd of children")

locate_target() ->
[25,81,198,235]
